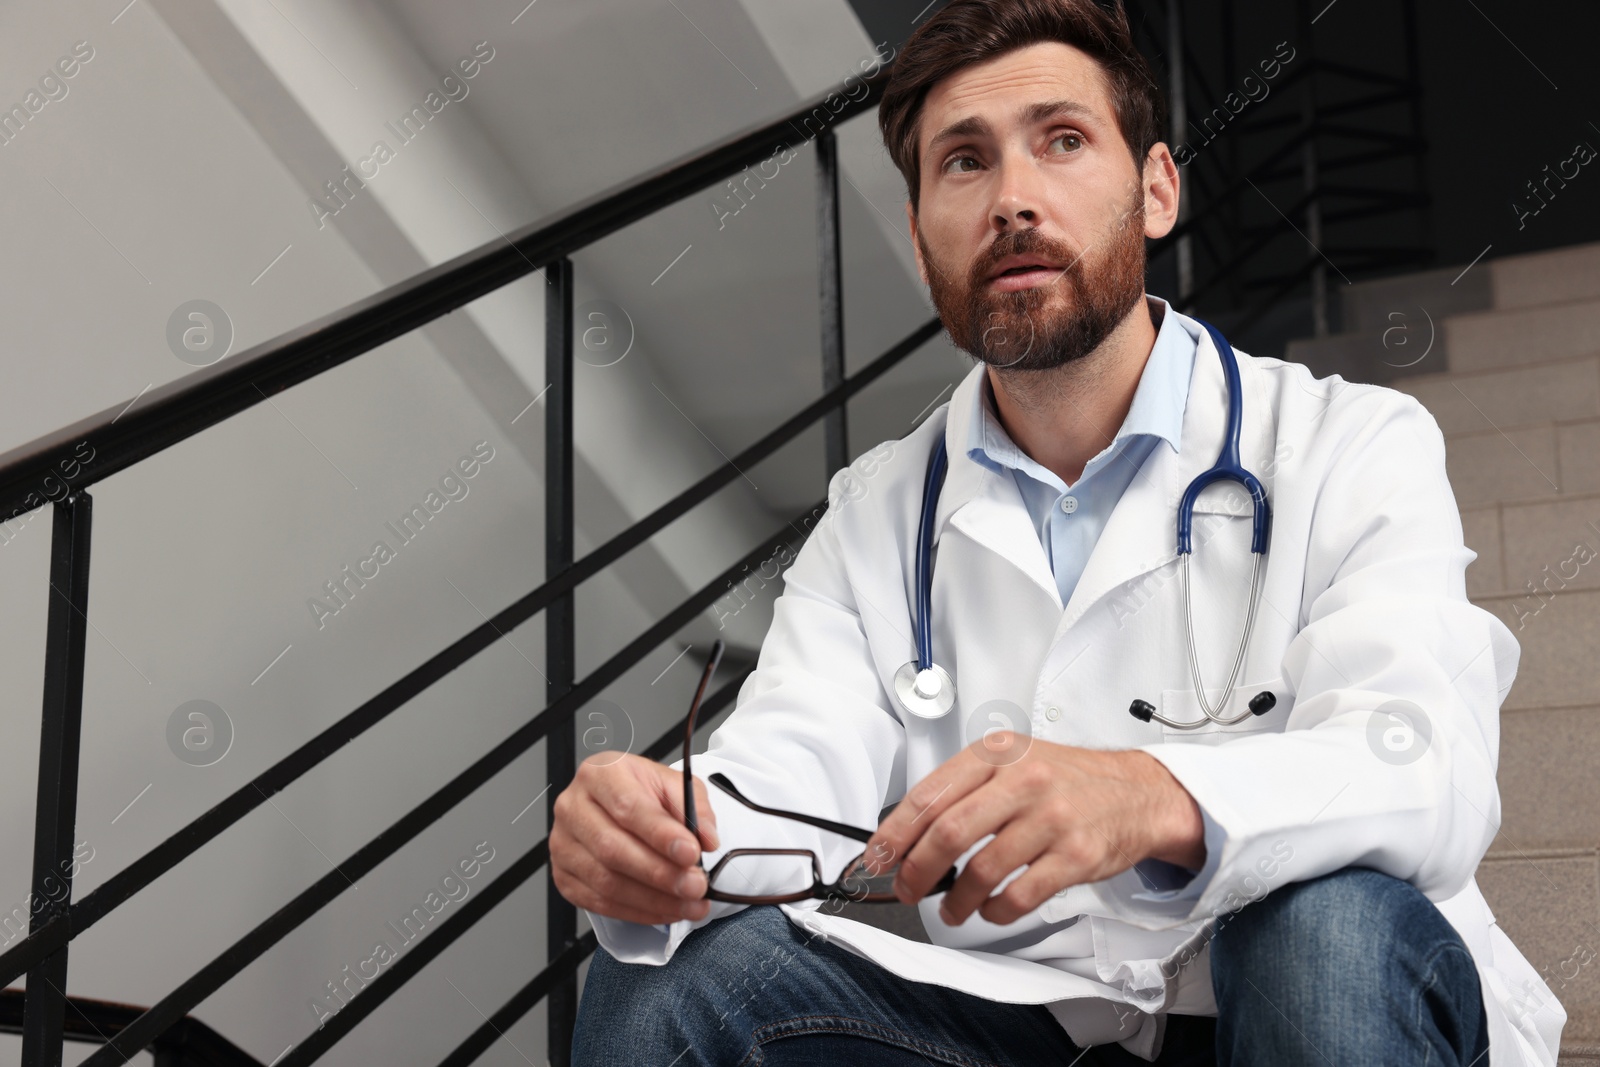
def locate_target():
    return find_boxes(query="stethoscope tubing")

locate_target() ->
[902,315,1275,729]
[915,430,949,672]
[1180,318,1271,556]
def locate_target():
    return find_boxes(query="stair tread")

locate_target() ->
[1278,244,1600,1061]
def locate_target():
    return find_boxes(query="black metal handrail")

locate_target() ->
[0,323,935,992]
[3,55,932,1067]
[0,63,892,521]
[0,989,264,1067]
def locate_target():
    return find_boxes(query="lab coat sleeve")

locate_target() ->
[587,468,909,965]
[1130,805,1225,903]
[1095,390,1516,928]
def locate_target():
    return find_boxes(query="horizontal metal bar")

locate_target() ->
[1155,127,1314,250]
[76,501,828,1065]
[1220,258,1320,335]
[0,67,890,524]
[0,990,263,1064]
[430,671,755,1067]
[1235,190,1427,235]
[1234,85,1414,136]
[547,318,937,598]
[1180,60,1311,136]
[280,841,550,1066]
[1316,59,1411,90]
[436,931,599,1067]
[640,668,753,764]
[1313,123,1423,149]
[281,667,751,1065]
[0,314,935,990]
[1252,144,1427,183]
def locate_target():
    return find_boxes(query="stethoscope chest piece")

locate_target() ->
[893,660,956,719]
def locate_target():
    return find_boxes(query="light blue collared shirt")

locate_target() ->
[965,296,1222,902]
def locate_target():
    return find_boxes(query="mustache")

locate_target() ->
[973,232,1088,286]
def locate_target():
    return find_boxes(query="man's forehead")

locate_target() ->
[919,42,1113,157]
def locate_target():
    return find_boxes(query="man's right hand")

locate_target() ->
[551,752,719,926]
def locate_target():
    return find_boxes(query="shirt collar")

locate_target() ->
[965,294,1197,475]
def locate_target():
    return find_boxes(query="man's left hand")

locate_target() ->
[861,733,1204,927]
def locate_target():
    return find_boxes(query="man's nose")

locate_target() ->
[990,151,1046,232]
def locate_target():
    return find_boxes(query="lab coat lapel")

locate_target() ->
[929,321,1237,630]
[937,365,1063,610]
[1059,318,1231,634]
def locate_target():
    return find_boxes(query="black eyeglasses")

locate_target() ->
[681,639,959,905]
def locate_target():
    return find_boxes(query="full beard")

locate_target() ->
[921,192,1148,374]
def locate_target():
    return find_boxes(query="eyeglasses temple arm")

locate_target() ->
[707,773,873,844]
[683,640,726,848]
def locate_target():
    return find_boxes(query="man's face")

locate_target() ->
[906,41,1173,371]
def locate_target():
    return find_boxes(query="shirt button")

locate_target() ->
[1059,496,1078,514]
[1046,706,1061,721]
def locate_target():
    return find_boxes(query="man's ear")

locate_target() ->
[1141,144,1180,241]
[906,201,928,286]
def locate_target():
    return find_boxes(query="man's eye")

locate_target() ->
[943,153,979,174]
[1049,132,1084,153]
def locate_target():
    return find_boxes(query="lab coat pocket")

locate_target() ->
[1157,679,1287,745]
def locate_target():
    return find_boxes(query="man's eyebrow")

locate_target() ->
[924,99,1098,163]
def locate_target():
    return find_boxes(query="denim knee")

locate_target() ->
[572,905,805,1065]
[1211,866,1463,994]
[1209,865,1487,1065]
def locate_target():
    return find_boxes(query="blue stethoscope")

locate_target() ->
[892,317,1278,730]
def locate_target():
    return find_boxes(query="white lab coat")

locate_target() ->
[589,305,1565,1066]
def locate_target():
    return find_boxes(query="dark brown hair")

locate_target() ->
[878,0,1166,213]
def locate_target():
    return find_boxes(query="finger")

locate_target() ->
[563,788,710,900]
[976,854,1076,927]
[863,753,994,888]
[895,769,1029,905]
[938,817,1058,925]
[582,758,707,868]
[654,766,722,855]
[554,836,712,926]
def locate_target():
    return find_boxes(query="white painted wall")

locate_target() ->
[0,0,971,1063]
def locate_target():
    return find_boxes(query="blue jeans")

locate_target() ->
[572,867,1489,1066]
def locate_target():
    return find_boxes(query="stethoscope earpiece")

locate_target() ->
[1129,689,1277,728]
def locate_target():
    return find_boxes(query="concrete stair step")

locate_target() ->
[1394,354,1600,439]
[1474,848,1600,1051]
[1281,241,1600,387]
[1423,412,1595,512]
[1281,248,1600,1060]
[1462,493,1600,601]
[1495,706,1600,851]
[1338,263,1495,335]
[1279,324,1445,388]
[1493,242,1600,313]
[1444,298,1600,374]
[1472,588,1600,710]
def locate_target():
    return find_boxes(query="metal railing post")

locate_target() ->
[817,129,848,477]
[1297,0,1329,337]
[544,257,577,1067]
[1400,0,1433,261]
[1166,0,1194,308]
[22,491,93,1067]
